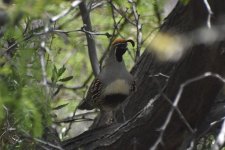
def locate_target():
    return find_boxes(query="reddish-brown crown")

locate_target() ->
[112,38,127,45]
[112,38,135,47]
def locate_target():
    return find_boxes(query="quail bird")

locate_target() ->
[78,38,136,113]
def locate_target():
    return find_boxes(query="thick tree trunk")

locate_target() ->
[62,0,225,149]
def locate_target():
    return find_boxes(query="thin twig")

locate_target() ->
[203,0,213,28]
[197,116,225,140]
[39,42,49,93]
[126,49,135,61]
[129,0,142,62]
[1,34,33,58]
[162,94,195,134]
[148,72,170,79]
[48,73,93,91]
[64,107,78,136]
[61,75,94,135]
[79,26,112,38]
[51,0,82,22]
[20,130,64,150]
[55,111,98,123]
[33,27,112,38]
[98,0,121,68]
[149,73,194,135]
[150,72,225,150]
[212,120,225,150]
[57,1,105,29]
[142,27,158,44]
[109,1,135,26]
[34,137,64,150]
[62,75,94,136]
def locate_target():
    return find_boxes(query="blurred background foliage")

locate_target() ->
[0,0,167,148]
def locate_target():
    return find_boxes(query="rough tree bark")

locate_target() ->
[62,0,225,149]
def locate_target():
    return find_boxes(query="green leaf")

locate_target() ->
[52,103,69,110]
[53,85,62,96]
[51,65,58,82]
[57,65,66,78]
[59,76,73,82]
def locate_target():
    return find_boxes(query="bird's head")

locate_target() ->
[111,38,135,62]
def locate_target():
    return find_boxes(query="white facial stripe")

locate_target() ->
[114,46,117,56]
[104,79,130,95]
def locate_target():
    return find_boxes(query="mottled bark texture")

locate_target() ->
[63,0,225,149]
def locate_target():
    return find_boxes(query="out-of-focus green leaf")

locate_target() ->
[52,103,69,110]
[57,65,66,78]
[59,76,73,82]
[0,0,162,146]
[51,65,58,82]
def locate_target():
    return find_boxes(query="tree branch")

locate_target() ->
[62,0,225,149]
[129,0,142,62]
[51,0,82,22]
[79,1,100,77]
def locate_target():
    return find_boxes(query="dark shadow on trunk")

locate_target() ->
[62,0,225,149]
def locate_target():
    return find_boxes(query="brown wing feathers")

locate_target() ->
[78,78,103,110]
[91,79,103,107]
[78,38,135,110]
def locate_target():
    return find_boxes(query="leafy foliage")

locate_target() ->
[0,0,222,149]
[0,0,162,148]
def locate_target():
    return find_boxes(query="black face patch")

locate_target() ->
[115,43,127,62]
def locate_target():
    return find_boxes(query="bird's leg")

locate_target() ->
[105,110,114,125]
[93,108,114,126]
[112,110,119,123]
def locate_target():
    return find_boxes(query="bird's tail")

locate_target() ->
[77,100,93,110]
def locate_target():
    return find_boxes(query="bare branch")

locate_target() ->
[1,34,33,58]
[51,0,82,22]
[79,1,100,77]
[61,74,94,136]
[110,2,135,26]
[212,118,225,149]
[151,72,225,150]
[78,26,112,38]
[162,94,195,134]
[0,105,17,142]
[22,130,63,150]
[54,111,98,123]
[33,27,112,38]
[203,0,213,28]
[47,73,93,91]
[34,137,64,150]
[39,42,49,93]
[57,1,105,29]
[129,0,142,62]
